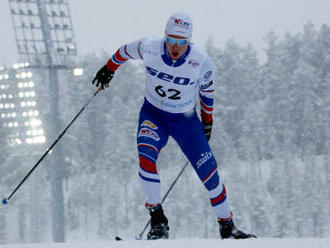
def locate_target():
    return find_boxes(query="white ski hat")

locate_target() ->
[165,12,193,39]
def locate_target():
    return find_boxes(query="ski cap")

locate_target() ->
[165,12,193,39]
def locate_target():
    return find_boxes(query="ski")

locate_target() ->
[115,236,143,241]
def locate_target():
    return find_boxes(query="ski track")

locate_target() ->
[0,238,329,248]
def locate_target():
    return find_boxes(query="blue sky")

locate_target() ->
[1,0,330,65]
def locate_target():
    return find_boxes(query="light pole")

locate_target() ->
[0,64,46,242]
[7,0,78,242]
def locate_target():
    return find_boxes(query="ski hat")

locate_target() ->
[165,12,193,39]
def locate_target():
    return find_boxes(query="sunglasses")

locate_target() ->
[166,36,189,46]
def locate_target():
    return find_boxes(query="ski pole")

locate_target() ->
[135,160,190,240]
[2,88,102,205]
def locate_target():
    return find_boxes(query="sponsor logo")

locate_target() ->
[203,71,212,80]
[143,49,157,56]
[141,120,158,130]
[146,66,192,85]
[148,93,193,110]
[196,151,213,169]
[188,59,200,67]
[138,128,160,141]
[160,99,192,109]
[200,80,213,90]
[174,19,190,28]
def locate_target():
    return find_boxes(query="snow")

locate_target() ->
[0,239,329,248]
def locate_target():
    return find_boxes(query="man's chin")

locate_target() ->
[171,52,179,59]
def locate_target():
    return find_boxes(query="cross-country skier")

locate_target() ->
[92,12,256,240]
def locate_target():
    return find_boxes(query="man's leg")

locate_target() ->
[170,113,256,239]
[136,108,170,239]
[169,114,232,220]
[137,116,168,205]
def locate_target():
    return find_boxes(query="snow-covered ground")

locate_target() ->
[0,238,328,248]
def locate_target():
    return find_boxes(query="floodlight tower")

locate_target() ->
[9,0,77,67]
[8,0,78,242]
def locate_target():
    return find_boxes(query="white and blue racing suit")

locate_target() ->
[106,37,231,221]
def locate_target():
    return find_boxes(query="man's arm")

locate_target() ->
[92,38,145,89]
[198,56,215,141]
[106,39,145,71]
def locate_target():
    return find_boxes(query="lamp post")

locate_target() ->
[7,0,78,242]
[0,64,46,242]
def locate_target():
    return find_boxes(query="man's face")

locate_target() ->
[165,34,189,60]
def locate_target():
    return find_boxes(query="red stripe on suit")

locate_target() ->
[115,49,127,62]
[201,109,213,123]
[139,155,158,174]
[200,100,213,112]
[211,185,227,205]
[106,59,120,72]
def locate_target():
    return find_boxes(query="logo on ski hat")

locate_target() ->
[165,12,193,38]
[174,19,190,28]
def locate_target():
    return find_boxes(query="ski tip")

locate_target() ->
[115,236,122,241]
[2,198,8,205]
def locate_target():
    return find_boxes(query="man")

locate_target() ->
[92,12,256,240]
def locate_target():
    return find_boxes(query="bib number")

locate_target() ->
[155,85,181,100]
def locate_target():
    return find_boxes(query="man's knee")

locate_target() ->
[137,143,159,163]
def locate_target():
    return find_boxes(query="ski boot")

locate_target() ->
[147,205,169,240]
[219,219,257,239]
